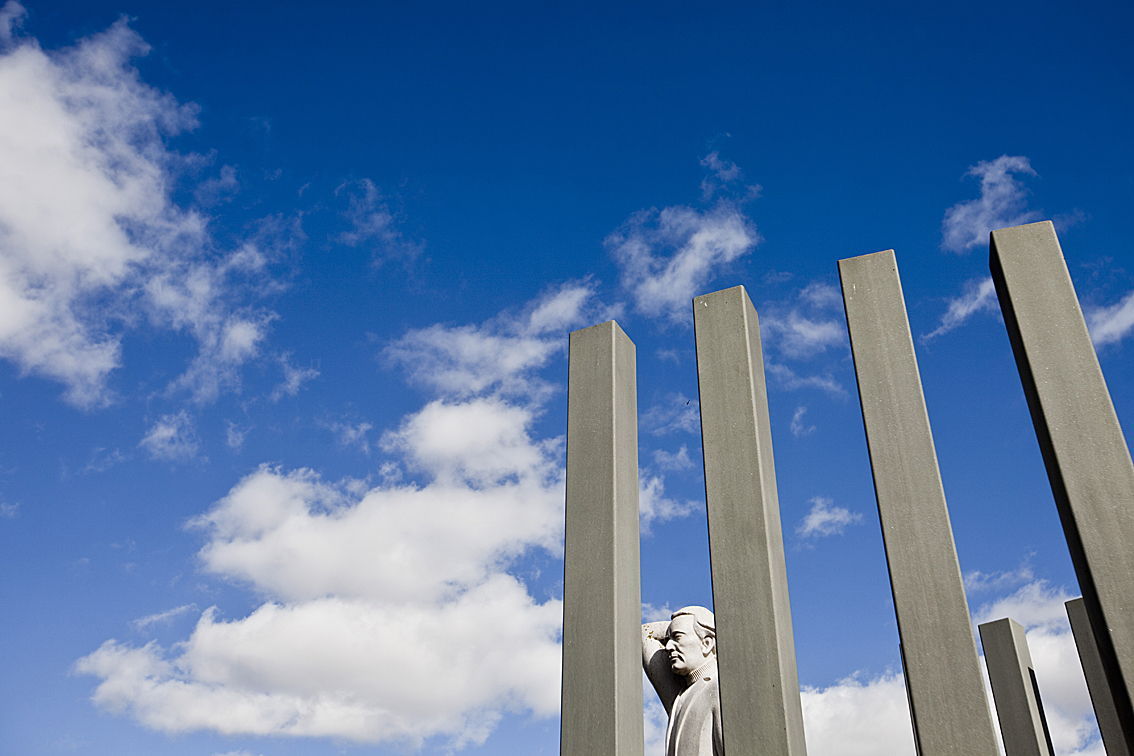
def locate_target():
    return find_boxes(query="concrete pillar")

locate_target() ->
[978,618,1054,756]
[990,220,1134,753]
[693,286,807,756]
[838,250,999,756]
[1066,598,1132,756]
[561,321,643,756]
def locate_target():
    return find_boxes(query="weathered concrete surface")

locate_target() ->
[991,221,1134,753]
[561,321,643,756]
[978,618,1054,756]
[693,286,807,756]
[1066,598,1132,756]
[839,250,999,756]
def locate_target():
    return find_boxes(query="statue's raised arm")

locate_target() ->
[640,606,724,756]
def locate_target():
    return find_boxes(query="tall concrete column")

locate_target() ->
[693,286,807,756]
[838,250,999,756]
[990,221,1134,753]
[978,618,1054,756]
[1066,598,1131,756]
[561,321,643,756]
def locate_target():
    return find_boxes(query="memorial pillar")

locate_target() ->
[561,321,643,756]
[839,250,999,756]
[1066,598,1131,756]
[978,617,1054,756]
[990,221,1134,753]
[693,286,807,756]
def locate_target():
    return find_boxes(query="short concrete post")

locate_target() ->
[838,250,999,756]
[693,286,807,756]
[978,618,1054,756]
[561,321,643,756]
[1066,598,1132,756]
[990,221,1134,753]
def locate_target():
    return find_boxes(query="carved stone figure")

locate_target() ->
[642,606,724,756]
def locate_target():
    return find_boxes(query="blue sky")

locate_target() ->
[1,1,1132,754]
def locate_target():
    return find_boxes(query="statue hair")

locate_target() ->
[671,606,716,642]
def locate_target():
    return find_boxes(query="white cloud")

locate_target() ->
[964,561,1035,593]
[0,0,26,45]
[608,202,759,326]
[640,393,700,436]
[336,179,420,263]
[801,672,916,756]
[941,155,1042,253]
[639,473,700,535]
[765,363,845,397]
[132,604,196,630]
[797,497,862,539]
[0,501,18,518]
[78,414,565,745]
[269,352,318,401]
[139,411,199,461]
[0,19,282,407]
[1086,289,1134,348]
[798,579,1105,756]
[921,276,999,342]
[384,282,601,398]
[972,581,1103,756]
[225,421,247,450]
[760,282,847,360]
[790,406,815,437]
[76,288,618,746]
[653,444,693,471]
[699,151,761,202]
[323,419,372,455]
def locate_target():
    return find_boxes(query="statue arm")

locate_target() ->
[642,621,681,714]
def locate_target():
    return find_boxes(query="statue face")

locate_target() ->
[665,614,713,676]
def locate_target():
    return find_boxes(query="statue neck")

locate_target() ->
[685,657,717,685]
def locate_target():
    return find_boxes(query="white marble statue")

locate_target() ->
[642,606,724,756]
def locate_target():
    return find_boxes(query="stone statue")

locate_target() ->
[642,606,724,756]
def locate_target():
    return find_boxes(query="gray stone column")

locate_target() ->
[990,221,1134,753]
[561,321,643,756]
[1066,598,1132,756]
[978,618,1054,756]
[838,250,999,756]
[693,286,807,756]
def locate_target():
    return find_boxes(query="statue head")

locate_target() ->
[666,606,716,676]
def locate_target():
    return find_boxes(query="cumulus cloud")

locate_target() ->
[0,0,26,45]
[1086,289,1134,348]
[639,473,700,535]
[941,155,1042,253]
[76,285,672,747]
[760,282,847,360]
[652,444,693,471]
[384,282,602,398]
[0,19,281,407]
[139,411,199,461]
[78,417,565,745]
[801,672,916,756]
[608,201,759,326]
[797,497,862,539]
[921,276,999,342]
[797,579,1104,756]
[972,581,1103,756]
